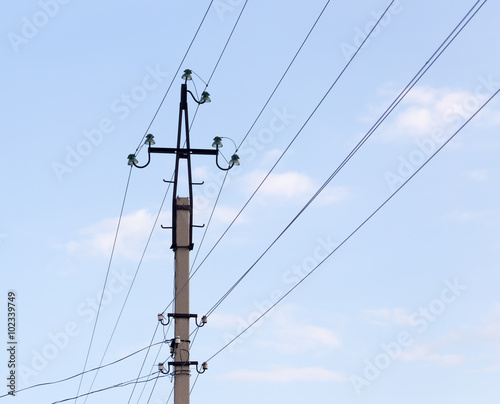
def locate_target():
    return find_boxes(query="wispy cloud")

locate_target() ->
[256,305,341,354]
[257,324,341,354]
[466,169,489,182]
[446,210,499,225]
[243,170,316,199]
[399,342,465,366]
[210,305,341,355]
[364,308,417,326]
[241,169,350,205]
[372,85,498,140]
[63,209,163,260]
[219,366,347,383]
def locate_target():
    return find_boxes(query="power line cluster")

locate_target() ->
[7,0,495,403]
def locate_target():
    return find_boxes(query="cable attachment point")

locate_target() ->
[195,315,208,327]
[170,335,181,356]
[158,362,168,375]
[213,137,240,170]
[158,313,170,326]
[196,362,208,374]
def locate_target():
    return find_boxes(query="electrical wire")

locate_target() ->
[190,372,201,395]
[186,0,254,270]
[81,179,173,403]
[0,341,165,399]
[74,166,133,403]
[144,373,162,404]
[130,316,172,404]
[162,385,175,404]
[204,86,500,363]
[52,372,166,404]
[189,0,331,271]
[199,0,402,318]
[200,0,487,319]
[190,170,229,273]
[206,0,249,86]
[136,330,169,404]
[126,323,164,404]
[134,0,215,154]
[236,0,332,151]
[159,0,394,317]
[186,327,204,403]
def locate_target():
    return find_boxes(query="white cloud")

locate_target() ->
[63,209,161,260]
[243,170,315,199]
[258,324,341,354]
[316,186,351,205]
[256,305,341,354]
[479,362,500,373]
[241,170,349,206]
[209,305,341,355]
[219,366,347,383]
[446,210,499,225]
[477,322,500,342]
[212,205,246,224]
[364,308,416,327]
[209,312,244,329]
[399,342,465,366]
[466,169,489,182]
[375,85,496,140]
[474,306,500,350]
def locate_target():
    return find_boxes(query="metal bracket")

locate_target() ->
[167,313,198,319]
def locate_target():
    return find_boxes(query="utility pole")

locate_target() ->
[128,69,239,404]
[173,196,191,404]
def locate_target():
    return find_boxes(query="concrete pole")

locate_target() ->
[174,197,191,404]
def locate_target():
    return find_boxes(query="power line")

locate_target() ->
[134,0,215,155]
[206,0,249,86]
[126,323,165,404]
[0,341,165,399]
[200,0,487,319]
[236,0,332,151]
[74,166,133,403]
[52,372,166,404]
[204,86,500,363]
[160,0,395,317]
[203,0,407,319]
[136,332,168,404]
[144,373,162,404]
[190,170,229,273]
[81,179,173,402]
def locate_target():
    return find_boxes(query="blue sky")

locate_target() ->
[2,0,500,403]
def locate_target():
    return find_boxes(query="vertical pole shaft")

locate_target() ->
[174,197,191,404]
